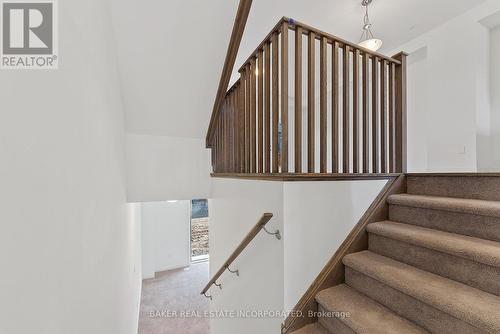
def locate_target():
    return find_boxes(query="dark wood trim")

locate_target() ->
[343,45,351,173]
[272,32,280,173]
[250,57,257,173]
[264,42,271,173]
[257,49,264,173]
[320,37,328,173]
[393,52,408,173]
[381,60,387,173]
[201,213,274,295]
[281,21,289,173]
[287,18,401,65]
[281,175,407,333]
[211,173,401,182]
[332,41,340,173]
[307,32,316,173]
[362,53,369,173]
[353,49,360,174]
[372,56,380,173]
[206,0,253,148]
[294,27,303,173]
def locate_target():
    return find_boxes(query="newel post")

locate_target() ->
[392,52,408,173]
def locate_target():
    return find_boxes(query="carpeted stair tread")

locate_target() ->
[343,251,500,333]
[367,221,500,267]
[291,322,330,334]
[388,194,500,218]
[315,284,428,334]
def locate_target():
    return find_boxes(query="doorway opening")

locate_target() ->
[190,199,209,262]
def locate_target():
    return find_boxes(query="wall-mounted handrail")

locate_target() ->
[207,16,407,177]
[200,213,278,298]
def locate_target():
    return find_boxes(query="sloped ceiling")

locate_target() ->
[110,0,485,139]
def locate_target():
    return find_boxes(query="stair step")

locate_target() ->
[368,221,500,267]
[315,284,428,334]
[291,323,330,334]
[368,221,500,295]
[389,201,500,242]
[343,251,500,334]
[407,175,500,201]
[388,194,500,218]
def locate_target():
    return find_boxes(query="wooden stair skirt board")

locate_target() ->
[283,174,500,334]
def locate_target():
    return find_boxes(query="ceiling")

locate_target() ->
[110,0,239,139]
[110,0,485,139]
[235,0,486,79]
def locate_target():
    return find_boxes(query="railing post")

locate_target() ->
[392,52,408,173]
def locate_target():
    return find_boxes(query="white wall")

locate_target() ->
[209,179,284,334]
[283,180,387,311]
[126,133,211,202]
[140,201,191,279]
[484,24,500,170]
[407,47,429,172]
[0,1,142,333]
[392,0,500,172]
[127,203,143,334]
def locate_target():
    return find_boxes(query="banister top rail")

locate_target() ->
[200,213,275,296]
[237,16,401,73]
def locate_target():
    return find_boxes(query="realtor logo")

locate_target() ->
[1,0,58,69]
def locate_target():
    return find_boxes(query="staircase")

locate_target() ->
[292,175,500,334]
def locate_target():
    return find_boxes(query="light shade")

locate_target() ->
[358,38,383,52]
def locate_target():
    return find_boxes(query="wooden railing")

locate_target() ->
[207,17,407,176]
[200,213,279,299]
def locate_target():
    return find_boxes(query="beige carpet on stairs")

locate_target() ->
[291,176,500,334]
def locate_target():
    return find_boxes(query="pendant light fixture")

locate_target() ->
[358,0,383,52]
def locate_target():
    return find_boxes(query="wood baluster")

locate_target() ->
[213,127,217,173]
[245,64,251,173]
[393,52,408,173]
[332,41,339,173]
[264,42,271,173]
[381,60,387,173]
[239,74,245,173]
[217,115,221,172]
[307,32,315,173]
[221,113,224,172]
[214,127,217,173]
[389,62,396,172]
[294,27,303,173]
[257,49,264,174]
[222,110,225,172]
[362,53,369,173]
[372,56,380,173]
[220,103,224,172]
[281,22,289,173]
[353,49,360,173]
[320,36,327,173]
[250,57,257,173]
[231,89,236,172]
[234,90,238,172]
[226,98,230,172]
[272,32,279,173]
[211,137,216,172]
[226,92,231,173]
[223,100,227,172]
[343,46,350,173]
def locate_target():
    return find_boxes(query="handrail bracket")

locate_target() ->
[263,226,281,240]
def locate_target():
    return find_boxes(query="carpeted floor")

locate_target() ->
[139,262,210,334]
